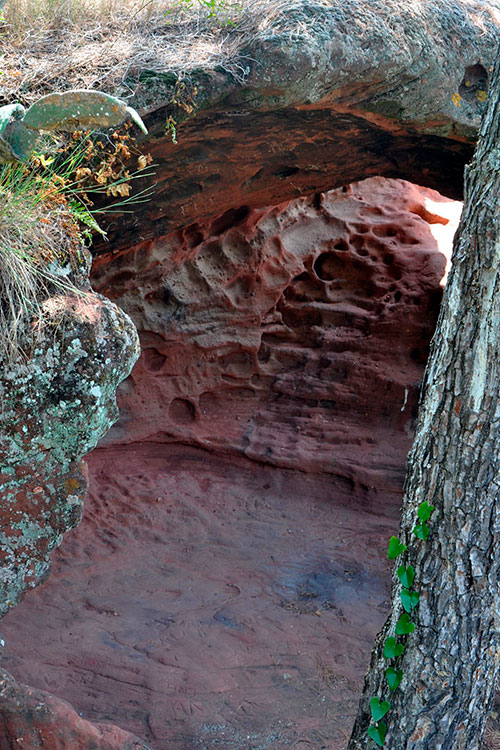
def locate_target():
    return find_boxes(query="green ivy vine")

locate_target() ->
[366,500,435,747]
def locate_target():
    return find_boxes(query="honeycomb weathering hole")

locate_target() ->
[2,177,464,750]
[313,251,344,281]
[169,398,196,424]
[313,251,376,298]
[143,347,167,373]
[458,63,488,100]
[334,240,349,251]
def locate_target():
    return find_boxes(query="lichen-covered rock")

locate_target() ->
[0,666,149,749]
[0,244,139,618]
[240,0,499,133]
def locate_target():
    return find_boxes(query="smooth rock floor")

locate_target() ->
[1,444,402,749]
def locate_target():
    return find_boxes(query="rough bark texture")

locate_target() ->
[348,52,500,750]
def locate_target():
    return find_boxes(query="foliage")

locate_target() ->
[165,0,242,25]
[366,501,435,746]
[0,118,154,361]
[0,157,84,360]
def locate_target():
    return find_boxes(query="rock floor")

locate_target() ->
[1,444,402,750]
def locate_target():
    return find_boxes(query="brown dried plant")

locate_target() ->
[0,128,153,360]
[0,161,82,360]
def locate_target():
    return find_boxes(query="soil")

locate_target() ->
[1,442,401,750]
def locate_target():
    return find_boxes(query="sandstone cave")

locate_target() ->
[0,177,462,748]
[0,1,500,749]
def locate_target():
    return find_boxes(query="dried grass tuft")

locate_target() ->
[0,0,255,102]
[0,164,82,361]
[483,722,500,750]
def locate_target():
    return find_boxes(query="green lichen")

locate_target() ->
[0,90,147,163]
[0,265,139,617]
[365,98,404,120]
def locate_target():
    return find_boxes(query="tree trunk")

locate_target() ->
[348,50,500,750]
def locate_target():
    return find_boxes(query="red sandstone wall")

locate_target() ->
[91,177,460,491]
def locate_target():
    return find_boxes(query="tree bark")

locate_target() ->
[348,49,500,750]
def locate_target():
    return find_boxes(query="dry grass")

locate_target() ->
[1,0,497,110]
[0,162,83,360]
[0,0,336,105]
[483,721,500,750]
[0,0,249,103]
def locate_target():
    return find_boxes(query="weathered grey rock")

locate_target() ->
[239,0,499,134]
[0,245,139,618]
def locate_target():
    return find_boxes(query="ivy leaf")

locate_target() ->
[414,524,428,540]
[413,522,430,540]
[367,722,387,747]
[370,696,391,722]
[397,565,415,589]
[400,588,420,613]
[385,667,403,691]
[417,501,435,522]
[395,613,416,635]
[387,536,407,560]
[383,637,405,659]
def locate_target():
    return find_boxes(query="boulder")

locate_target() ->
[0,667,148,750]
[0,244,139,616]
[0,242,143,748]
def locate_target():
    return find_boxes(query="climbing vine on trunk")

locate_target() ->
[348,48,500,750]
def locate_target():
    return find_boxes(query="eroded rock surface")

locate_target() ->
[93,177,460,491]
[0,3,491,746]
[1,443,403,749]
[0,667,149,750]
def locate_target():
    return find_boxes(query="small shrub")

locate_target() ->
[0,129,154,360]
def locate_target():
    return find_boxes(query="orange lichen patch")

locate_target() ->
[41,293,100,324]
[69,294,102,323]
[64,477,80,494]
